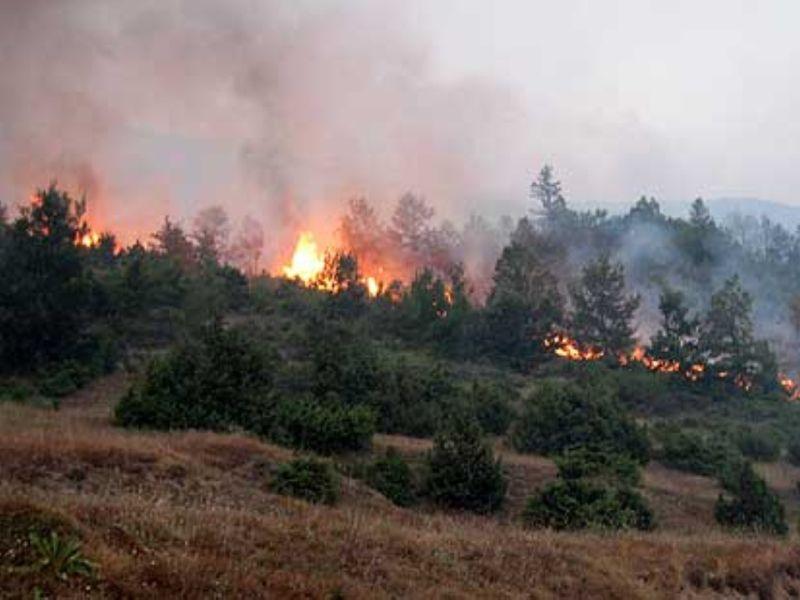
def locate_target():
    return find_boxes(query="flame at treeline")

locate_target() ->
[281,231,384,297]
[543,333,799,399]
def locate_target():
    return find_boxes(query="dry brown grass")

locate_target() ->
[3,376,800,598]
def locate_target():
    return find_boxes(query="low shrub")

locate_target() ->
[366,448,415,507]
[464,380,516,436]
[655,427,741,476]
[271,458,339,505]
[115,322,277,431]
[271,396,375,455]
[734,428,781,463]
[523,480,654,531]
[424,415,507,514]
[714,461,787,535]
[511,381,649,463]
[555,447,641,487]
[787,440,800,467]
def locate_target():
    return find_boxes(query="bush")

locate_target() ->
[271,396,375,455]
[655,427,741,476]
[787,440,800,467]
[523,479,654,531]
[555,447,641,487]
[271,458,339,505]
[734,428,781,463]
[115,322,276,431]
[371,360,461,438]
[511,381,649,463]
[366,448,415,507]
[715,462,787,535]
[424,415,507,513]
[464,380,516,436]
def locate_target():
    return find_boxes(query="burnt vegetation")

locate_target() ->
[4,170,800,594]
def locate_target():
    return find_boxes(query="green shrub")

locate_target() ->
[655,427,741,476]
[715,462,787,535]
[511,381,649,463]
[366,448,415,507]
[787,440,800,467]
[523,480,654,531]
[424,415,507,513]
[371,360,460,438]
[555,447,641,487]
[271,458,339,505]
[115,322,276,431]
[465,380,516,436]
[734,428,781,462]
[0,379,35,403]
[271,396,375,455]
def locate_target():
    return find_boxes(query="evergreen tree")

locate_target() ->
[530,164,567,220]
[424,414,507,514]
[0,185,94,371]
[649,287,699,366]
[700,276,756,376]
[569,255,640,354]
[485,218,564,366]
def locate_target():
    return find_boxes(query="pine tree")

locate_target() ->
[569,255,640,354]
[649,287,699,366]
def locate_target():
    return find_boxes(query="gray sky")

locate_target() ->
[415,0,800,206]
[2,0,799,239]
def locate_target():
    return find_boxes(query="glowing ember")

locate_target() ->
[283,232,325,284]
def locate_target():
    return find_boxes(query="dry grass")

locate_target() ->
[3,377,800,598]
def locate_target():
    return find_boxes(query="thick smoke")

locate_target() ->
[0,0,532,265]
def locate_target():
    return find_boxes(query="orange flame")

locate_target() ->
[283,232,325,285]
[543,333,605,361]
[280,231,385,297]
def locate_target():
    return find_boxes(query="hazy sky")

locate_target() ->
[413,0,800,206]
[2,0,799,237]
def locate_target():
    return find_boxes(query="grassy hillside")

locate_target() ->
[3,375,800,599]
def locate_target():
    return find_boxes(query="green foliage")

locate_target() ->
[511,381,649,463]
[366,448,416,506]
[271,396,375,455]
[733,427,781,462]
[654,427,741,476]
[786,440,800,466]
[271,458,339,505]
[28,531,95,580]
[115,322,276,431]
[555,447,641,487]
[714,462,787,535]
[523,480,654,531]
[424,415,507,513]
[483,218,564,368]
[649,287,699,367]
[569,255,640,354]
[464,380,516,436]
[0,185,94,371]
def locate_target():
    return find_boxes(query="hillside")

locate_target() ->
[3,375,800,599]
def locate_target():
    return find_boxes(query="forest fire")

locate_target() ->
[542,333,797,396]
[281,231,386,297]
[79,231,100,248]
[543,334,604,361]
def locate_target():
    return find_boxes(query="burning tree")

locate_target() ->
[569,255,640,355]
